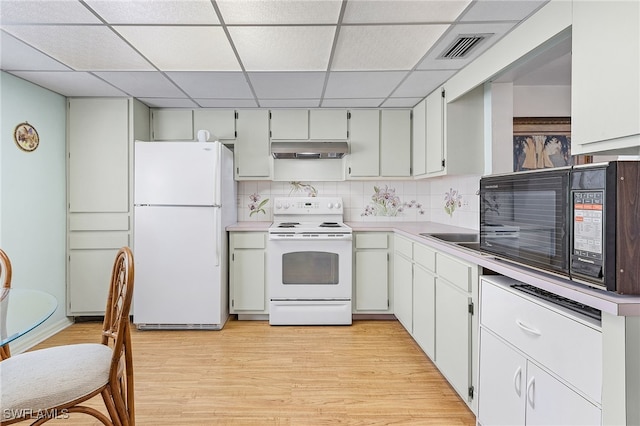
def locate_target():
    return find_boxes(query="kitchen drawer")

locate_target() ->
[355,233,388,249]
[414,243,436,272]
[436,253,471,292]
[394,236,413,258]
[69,231,129,249]
[231,232,265,249]
[480,278,602,403]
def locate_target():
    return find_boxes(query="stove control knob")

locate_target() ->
[327,202,334,209]
[283,202,290,209]
[275,201,282,210]
[335,202,342,209]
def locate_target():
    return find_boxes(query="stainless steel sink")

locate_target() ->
[456,242,481,251]
[419,232,479,243]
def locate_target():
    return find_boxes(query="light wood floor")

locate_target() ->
[30,318,475,425]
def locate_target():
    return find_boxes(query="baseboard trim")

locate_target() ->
[8,317,74,355]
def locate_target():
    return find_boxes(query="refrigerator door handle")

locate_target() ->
[214,207,220,267]
[214,142,222,206]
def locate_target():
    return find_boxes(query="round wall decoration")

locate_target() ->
[14,122,40,152]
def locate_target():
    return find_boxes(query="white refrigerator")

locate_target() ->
[133,141,236,329]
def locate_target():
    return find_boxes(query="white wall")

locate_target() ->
[513,85,571,117]
[0,72,71,351]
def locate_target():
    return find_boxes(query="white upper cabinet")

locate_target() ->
[270,109,349,140]
[380,109,411,177]
[68,98,129,213]
[270,109,308,140]
[235,110,271,179]
[424,86,484,177]
[412,99,427,177]
[151,109,193,141]
[571,0,640,154]
[193,110,236,141]
[309,109,348,140]
[426,88,445,175]
[347,109,380,177]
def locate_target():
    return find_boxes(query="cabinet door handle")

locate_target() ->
[516,319,542,336]
[526,376,536,409]
[513,366,522,397]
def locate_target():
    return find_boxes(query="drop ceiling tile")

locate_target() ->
[2,25,153,70]
[93,72,185,98]
[260,99,321,108]
[393,70,457,98]
[332,25,449,71]
[137,98,198,108]
[84,0,219,24]
[324,71,408,98]
[0,0,101,24]
[217,0,341,24]
[228,26,335,71]
[114,26,240,71]
[9,71,126,96]
[381,98,423,108]
[460,0,547,22]
[248,72,326,99]
[195,99,258,108]
[0,32,71,71]
[322,98,385,108]
[416,22,516,70]
[343,0,471,24]
[166,72,253,98]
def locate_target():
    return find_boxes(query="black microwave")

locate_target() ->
[480,161,639,295]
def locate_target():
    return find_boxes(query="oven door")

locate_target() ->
[268,238,352,300]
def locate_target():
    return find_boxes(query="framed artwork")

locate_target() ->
[13,122,40,152]
[513,117,591,172]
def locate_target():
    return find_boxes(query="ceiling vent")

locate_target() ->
[438,34,492,59]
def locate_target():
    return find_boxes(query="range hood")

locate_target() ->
[271,141,348,159]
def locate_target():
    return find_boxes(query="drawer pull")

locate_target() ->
[516,319,542,336]
[526,377,536,408]
[513,366,522,397]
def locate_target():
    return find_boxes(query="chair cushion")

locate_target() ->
[0,343,113,420]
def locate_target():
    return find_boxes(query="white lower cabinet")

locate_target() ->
[353,232,391,313]
[393,235,414,332]
[229,232,267,314]
[435,278,472,401]
[478,276,602,426]
[479,329,601,426]
[392,235,478,410]
[412,264,436,359]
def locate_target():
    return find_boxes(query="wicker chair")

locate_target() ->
[0,247,135,425]
[1,249,13,360]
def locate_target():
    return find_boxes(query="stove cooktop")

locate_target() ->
[270,221,351,233]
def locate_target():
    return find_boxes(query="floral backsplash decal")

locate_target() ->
[444,188,463,217]
[248,193,268,217]
[362,185,425,217]
[289,181,318,197]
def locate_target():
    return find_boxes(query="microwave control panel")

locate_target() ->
[571,190,605,281]
[573,191,604,259]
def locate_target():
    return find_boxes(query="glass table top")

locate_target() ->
[1,288,57,347]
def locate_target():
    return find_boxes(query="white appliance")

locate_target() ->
[133,141,236,330]
[268,197,352,325]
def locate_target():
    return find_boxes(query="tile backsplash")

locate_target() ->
[237,175,481,230]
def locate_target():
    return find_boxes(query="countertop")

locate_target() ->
[227,221,271,231]
[227,221,640,316]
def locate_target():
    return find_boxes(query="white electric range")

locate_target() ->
[268,197,352,325]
